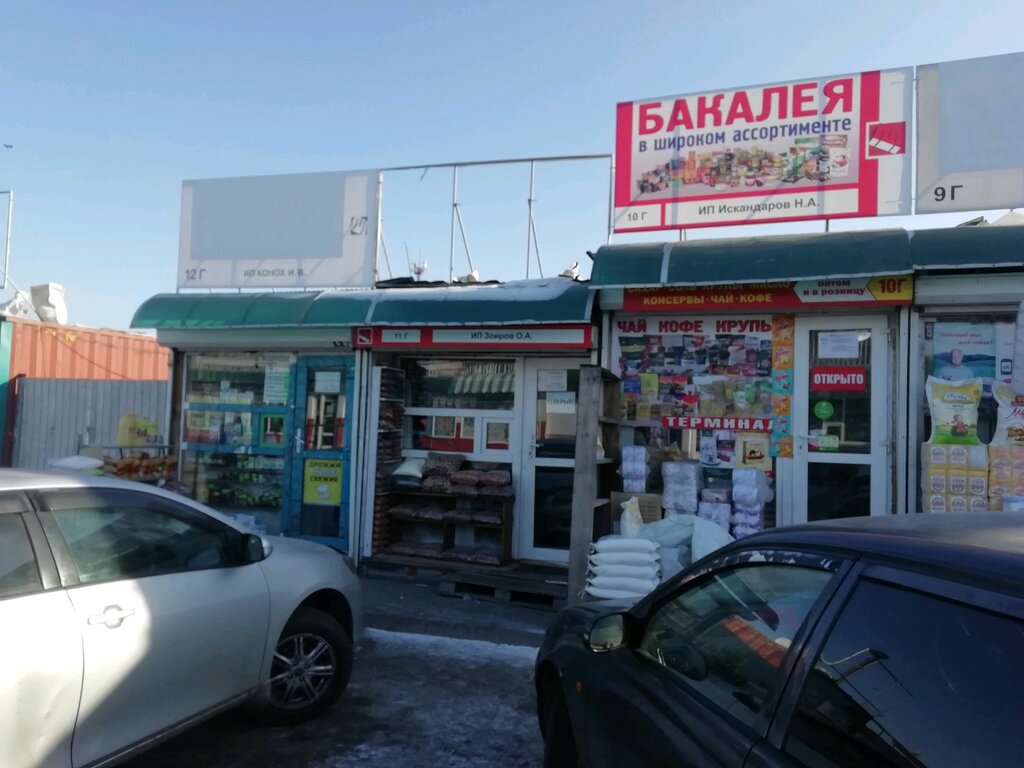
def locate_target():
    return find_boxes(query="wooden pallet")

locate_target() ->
[438,571,567,610]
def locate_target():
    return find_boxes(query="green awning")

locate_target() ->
[367,279,593,325]
[591,229,913,288]
[131,291,374,330]
[911,226,1024,270]
[131,279,593,330]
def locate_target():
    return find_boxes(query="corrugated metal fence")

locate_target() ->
[12,379,169,470]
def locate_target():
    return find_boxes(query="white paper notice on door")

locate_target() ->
[538,370,568,392]
[818,332,861,359]
[545,392,577,437]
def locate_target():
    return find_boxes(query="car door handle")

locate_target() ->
[87,605,135,628]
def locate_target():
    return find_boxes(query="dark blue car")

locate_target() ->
[536,513,1024,768]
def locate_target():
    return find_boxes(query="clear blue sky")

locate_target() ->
[3,0,1021,330]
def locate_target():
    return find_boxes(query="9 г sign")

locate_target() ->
[614,68,913,232]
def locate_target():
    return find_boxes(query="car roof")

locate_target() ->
[740,513,1024,587]
[0,468,144,492]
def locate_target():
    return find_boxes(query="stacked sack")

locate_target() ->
[584,536,660,600]
[662,460,702,515]
[620,446,650,493]
[730,469,773,538]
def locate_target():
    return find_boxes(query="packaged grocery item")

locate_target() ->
[992,383,1024,445]
[928,494,948,514]
[947,469,968,496]
[989,444,1014,469]
[968,445,989,468]
[925,376,983,445]
[925,470,947,494]
[948,446,969,466]
[924,443,948,467]
[968,470,988,497]
[662,461,703,515]
[969,496,989,513]
[948,495,968,514]
[1002,495,1024,513]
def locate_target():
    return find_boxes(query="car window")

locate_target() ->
[784,579,1024,768]
[0,514,42,598]
[638,563,834,730]
[39,488,238,583]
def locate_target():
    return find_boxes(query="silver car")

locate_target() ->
[0,469,363,768]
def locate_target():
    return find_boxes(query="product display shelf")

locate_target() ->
[370,367,407,555]
[385,488,514,566]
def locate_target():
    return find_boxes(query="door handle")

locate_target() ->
[294,427,303,456]
[87,605,135,629]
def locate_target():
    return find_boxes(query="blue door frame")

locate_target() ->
[282,355,354,552]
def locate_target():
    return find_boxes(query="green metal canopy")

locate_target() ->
[590,229,913,288]
[131,291,375,330]
[910,225,1024,270]
[367,279,593,326]
[131,279,593,330]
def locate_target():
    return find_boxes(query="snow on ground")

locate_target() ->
[126,628,545,768]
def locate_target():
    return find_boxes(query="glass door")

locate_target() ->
[287,356,354,550]
[792,316,890,522]
[519,360,583,564]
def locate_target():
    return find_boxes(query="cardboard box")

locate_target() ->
[610,492,664,524]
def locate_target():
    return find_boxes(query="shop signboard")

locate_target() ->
[614,68,913,232]
[352,324,593,350]
[177,170,379,289]
[662,416,773,432]
[916,52,1024,213]
[623,276,912,312]
[302,458,343,506]
[811,366,868,392]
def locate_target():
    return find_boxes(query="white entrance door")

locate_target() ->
[518,360,584,563]
[792,315,891,523]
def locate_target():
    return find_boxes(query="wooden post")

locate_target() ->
[567,365,602,604]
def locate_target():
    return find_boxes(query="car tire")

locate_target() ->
[256,607,353,724]
[542,691,581,768]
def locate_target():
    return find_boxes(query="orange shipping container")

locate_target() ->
[5,317,169,381]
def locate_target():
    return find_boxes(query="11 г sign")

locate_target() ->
[614,68,913,232]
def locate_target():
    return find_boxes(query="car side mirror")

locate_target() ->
[241,533,269,564]
[587,614,627,652]
[659,641,708,681]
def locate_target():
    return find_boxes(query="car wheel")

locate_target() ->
[542,691,581,768]
[258,607,353,723]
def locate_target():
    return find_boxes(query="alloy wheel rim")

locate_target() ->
[268,631,337,709]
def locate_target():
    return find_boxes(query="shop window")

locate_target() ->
[186,353,291,407]
[402,359,515,410]
[612,316,780,535]
[918,315,1015,514]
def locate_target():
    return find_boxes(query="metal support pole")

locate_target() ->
[379,233,394,280]
[449,166,458,283]
[606,158,614,244]
[375,171,389,280]
[2,191,12,291]
[526,161,536,279]
[454,205,475,273]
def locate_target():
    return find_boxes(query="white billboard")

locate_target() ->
[917,52,1024,214]
[177,170,379,289]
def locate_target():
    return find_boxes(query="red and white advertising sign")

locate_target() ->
[662,416,774,432]
[623,276,912,313]
[352,324,593,350]
[811,366,868,392]
[614,68,913,232]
